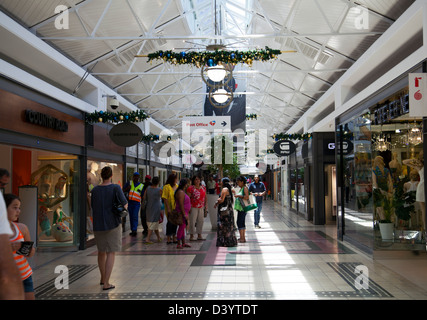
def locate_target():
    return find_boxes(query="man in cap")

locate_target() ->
[123,172,144,236]
[248,174,266,228]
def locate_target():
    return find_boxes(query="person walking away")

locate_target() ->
[214,177,237,247]
[5,193,36,300]
[249,175,266,228]
[162,173,178,244]
[234,176,250,243]
[140,175,152,236]
[187,176,207,241]
[175,179,191,249]
[143,176,162,244]
[123,172,143,236]
[91,166,128,291]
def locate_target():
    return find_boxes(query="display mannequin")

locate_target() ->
[389,152,402,184]
[87,162,100,190]
[403,151,425,232]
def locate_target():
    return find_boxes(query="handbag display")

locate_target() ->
[168,209,183,225]
[112,188,128,218]
[238,195,258,212]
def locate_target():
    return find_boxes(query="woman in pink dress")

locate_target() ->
[174,179,191,249]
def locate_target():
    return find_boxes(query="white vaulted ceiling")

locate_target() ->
[0,0,416,139]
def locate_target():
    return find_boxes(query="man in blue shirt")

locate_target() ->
[248,174,266,228]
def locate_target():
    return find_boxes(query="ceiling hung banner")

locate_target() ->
[204,76,246,132]
[409,73,427,117]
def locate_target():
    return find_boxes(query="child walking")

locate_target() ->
[5,193,36,300]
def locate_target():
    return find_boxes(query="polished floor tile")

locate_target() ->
[31,201,427,300]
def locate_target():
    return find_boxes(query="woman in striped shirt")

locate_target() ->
[5,194,35,300]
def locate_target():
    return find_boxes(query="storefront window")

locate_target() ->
[338,86,425,252]
[338,112,374,250]
[297,167,306,213]
[290,169,297,210]
[32,154,80,247]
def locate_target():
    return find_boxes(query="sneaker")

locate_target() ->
[255,225,261,229]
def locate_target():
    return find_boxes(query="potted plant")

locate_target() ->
[374,188,394,240]
[393,178,416,228]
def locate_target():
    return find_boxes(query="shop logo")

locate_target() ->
[54,5,69,30]
[209,121,216,126]
[25,110,68,132]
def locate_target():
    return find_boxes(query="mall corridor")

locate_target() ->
[31,200,427,300]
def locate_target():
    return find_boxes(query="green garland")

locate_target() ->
[85,110,149,124]
[273,132,313,141]
[147,47,281,68]
[141,134,159,142]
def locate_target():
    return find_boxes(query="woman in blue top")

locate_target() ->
[91,166,127,291]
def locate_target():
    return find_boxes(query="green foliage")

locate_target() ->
[147,47,281,68]
[393,178,416,221]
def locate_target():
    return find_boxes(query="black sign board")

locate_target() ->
[109,122,143,147]
[273,140,296,157]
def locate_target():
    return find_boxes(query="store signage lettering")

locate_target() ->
[109,122,143,147]
[373,94,409,125]
[25,109,68,132]
[409,73,427,117]
[273,140,296,157]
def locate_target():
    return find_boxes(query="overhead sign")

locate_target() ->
[273,140,296,157]
[409,73,427,117]
[184,116,231,132]
[109,122,143,147]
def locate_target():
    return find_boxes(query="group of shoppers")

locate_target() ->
[215,175,266,247]
[0,165,266,297]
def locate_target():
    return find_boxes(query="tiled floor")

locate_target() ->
[30,201,427,300]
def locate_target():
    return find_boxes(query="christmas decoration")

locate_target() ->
[143,47,284,68]
[85,110,149,124]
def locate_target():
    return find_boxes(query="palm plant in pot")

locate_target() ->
[393,178,416,228]
[374,188,394,240]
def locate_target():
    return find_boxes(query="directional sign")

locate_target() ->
[184,116,231,132]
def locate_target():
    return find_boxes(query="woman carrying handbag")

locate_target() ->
[234,176,250,243]
[91,166,127,291]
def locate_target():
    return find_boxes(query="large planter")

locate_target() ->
[379,222,394,240]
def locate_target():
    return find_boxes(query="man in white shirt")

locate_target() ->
[0,169,25,299]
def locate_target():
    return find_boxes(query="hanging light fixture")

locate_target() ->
[408,122,422,145]
[208,84,233,108]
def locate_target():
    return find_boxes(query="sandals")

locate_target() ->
[103,284,115,290]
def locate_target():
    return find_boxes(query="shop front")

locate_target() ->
[336,70,426,254]
[0,79,86,250]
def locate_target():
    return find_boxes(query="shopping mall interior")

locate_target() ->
[1,0,427,305]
